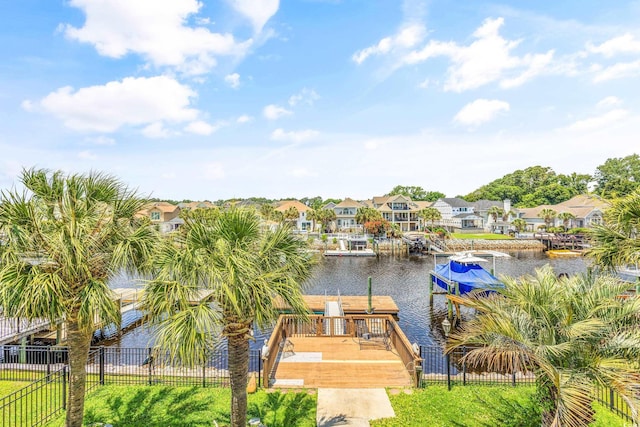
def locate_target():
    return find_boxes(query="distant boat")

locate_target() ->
[430,253,504,295]
[546,249,583,258]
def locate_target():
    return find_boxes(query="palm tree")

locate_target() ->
[282,206,299,226]
[418,207,441,231]
[259,203,276,221]
[446,266,640,427]
[355,207,382,229]
[538,208,557,229]
[143,209,314,427]
[317,208,336,232]
[511,218,527,233]
[487,206,504,223]
[587,188,640,271]
[306,208,320,233]
[557,212,576,230]
[0,168,157,427]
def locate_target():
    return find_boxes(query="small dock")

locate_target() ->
[276,295,399,317]
[262,301,421,389]
[324,249,376,257]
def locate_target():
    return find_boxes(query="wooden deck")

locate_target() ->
[269,336,412,389]
[275,295,399,316]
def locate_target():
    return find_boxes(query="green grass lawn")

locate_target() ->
[47,386,316,427]
[0,381,32,398]
[451,233,514,240]
[371,386,628,427]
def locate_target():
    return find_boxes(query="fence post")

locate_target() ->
[511,355,516,387]
[99,346,105,386]
[258,350,262,388]
[462,346,466,386]
[609,388,614,411]
[202,362,206,388]
[445,351,451,391]
[148,347,153,386]
[46,346,51,377]
[62,366,67,410]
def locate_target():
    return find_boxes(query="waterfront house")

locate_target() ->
[472,199,515,233]
[332,198,366,232]
[139,202,181,233]
[516,194,608,231]
[275,200,312,232]
[431,198,483,231]
[366,195,430,232]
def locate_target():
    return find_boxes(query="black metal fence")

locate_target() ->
[0,346,262,427]
[594,384,636,424]
[0,366,67,427]
[419,345,536,387]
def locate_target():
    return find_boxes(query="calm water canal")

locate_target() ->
[107,251,589,349]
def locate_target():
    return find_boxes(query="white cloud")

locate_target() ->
[142,122,171,139]
[185,120,225,135]
[270,128,320,142]
[78,150,97,160]
[64,0,252,75]
[587,34,640,57]
[20,100,34,112]
[453,99,510,126]
[592,60,640,82]
[227,0,279,33]
[236,114,252,123]
[565,109,629,132]
[224,73,241,88]
[35,76,199,133]
[263,104,292,120]
[289,167,317,177]
[353,24,426,64]
[85,136,116,145]
[288,88,320,106]
[203,162,225,180]
[403,18,555,92]
[597,96,622,109]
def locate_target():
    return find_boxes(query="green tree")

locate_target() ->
[587,189,640,270]
[558,172,592,195]
[355,207,382,227]
[0,168,157,427]
[282,206,299,225]
[487,206,504,223]
[316,208,336,232]
[179,206,220,227]
[557,212,576,229]
[143,209,314,427]
[447,266,640,427]
[537,208,557,229]
[387,185,445,201]
[594,154,640,198]
[511,218,527,232]
[418,207,442,230]
[259,203,276,221]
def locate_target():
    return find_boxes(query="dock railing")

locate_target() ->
[265,314,423,386]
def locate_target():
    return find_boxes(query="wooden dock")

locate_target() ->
[262,313,421,389]
[275,295,399,316]
[269,336,412,388]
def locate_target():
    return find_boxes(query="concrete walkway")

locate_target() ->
[316,388,395,427]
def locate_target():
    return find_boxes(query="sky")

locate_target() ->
[1,0,639,201]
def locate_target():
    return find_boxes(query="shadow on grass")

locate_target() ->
[451,391,541,427]
[83,387,224,427]
[248,391,315,427]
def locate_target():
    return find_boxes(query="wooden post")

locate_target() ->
[428,274,434,306]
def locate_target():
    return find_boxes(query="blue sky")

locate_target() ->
[1,0,639,201]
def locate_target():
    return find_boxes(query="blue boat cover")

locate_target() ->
[432,261,504,294]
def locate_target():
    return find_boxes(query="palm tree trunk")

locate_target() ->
[228,332,249,427]
[65,319,91,427]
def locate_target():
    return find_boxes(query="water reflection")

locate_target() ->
[106,251,588,348]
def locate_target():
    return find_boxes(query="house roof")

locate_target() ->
[412,201,433,210]
[517,194,609,220]
[335,197,365,208]
[146,202,180,213]
[275,200,310,212]
[472,200,503,211]
[441,198,473,207]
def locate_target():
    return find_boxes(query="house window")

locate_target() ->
[150,211,161,221]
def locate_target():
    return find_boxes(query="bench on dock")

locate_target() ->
[357,318,392,350]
